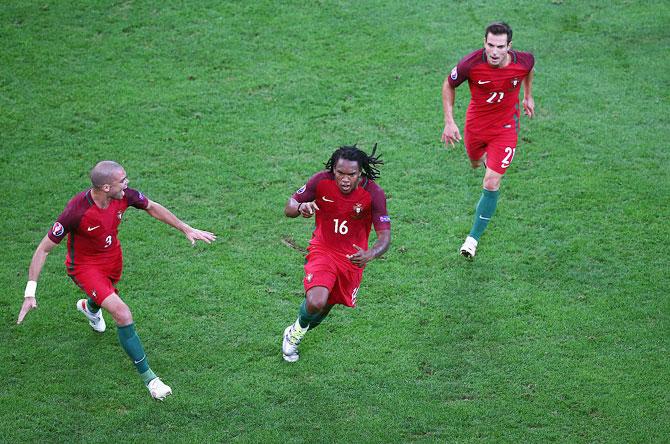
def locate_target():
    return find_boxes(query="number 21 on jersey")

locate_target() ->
[501,147,515,169]
[486,91,504,103]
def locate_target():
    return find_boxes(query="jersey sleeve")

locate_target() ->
[125,188,149,209]
[47,194,87,244]
[368,182,391,232]
[291,171,330,203]
[519,51,535,72]
[447,49,482,88]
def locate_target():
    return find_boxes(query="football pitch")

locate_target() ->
[1,1,668,442]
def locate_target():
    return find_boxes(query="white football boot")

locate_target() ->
[147,377,172,401]
[76,299,106,332]
[459,236,478,259]
[282,321,307,362]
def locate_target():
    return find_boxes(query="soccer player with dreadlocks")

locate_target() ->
[281,144,391,362]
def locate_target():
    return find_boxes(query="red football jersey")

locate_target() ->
[448,49,534,135]
[47,188,149,269]
[292,171,391,267]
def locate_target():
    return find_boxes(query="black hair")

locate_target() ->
[485,21,512,44]
[324,143,383,181]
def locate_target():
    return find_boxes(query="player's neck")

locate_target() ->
[90,188,112,209]
[489,52,511,69]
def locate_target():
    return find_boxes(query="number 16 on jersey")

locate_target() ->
[333,219,348,235]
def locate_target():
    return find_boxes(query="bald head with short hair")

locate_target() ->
[90,161,124,188]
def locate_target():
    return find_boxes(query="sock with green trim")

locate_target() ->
[117,323,156,385]
[469,188,499,241]
[86,297,101,314]
[298,299,328,330]
[307,311,328,330]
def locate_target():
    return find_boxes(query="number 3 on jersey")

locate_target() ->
[104,235,112,248]
[333,219,349,235]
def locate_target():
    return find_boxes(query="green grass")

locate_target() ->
[1,0,668,442]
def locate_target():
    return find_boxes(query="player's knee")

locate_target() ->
[111,304,133,326]
[306,298,327,313]
[306,291,329,313]
[483,176,501,191]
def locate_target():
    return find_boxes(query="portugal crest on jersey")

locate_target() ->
[352,203,364,219]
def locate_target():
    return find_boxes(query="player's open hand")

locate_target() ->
[346,244,373,268]
[17,297,37,324]
[184,227,217,246]
[523,96,535,118]
[298,201,319,218]
[441,122,462,148]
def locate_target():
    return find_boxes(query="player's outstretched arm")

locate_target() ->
[17,235,58,324]
[522,70,535,118]
[347,229,391,267]
[145,200,216,246]
[441,80,462,147]
[285,198,319,219]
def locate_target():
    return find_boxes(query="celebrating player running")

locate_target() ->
[281,144,391,362]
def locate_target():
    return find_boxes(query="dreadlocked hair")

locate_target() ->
[324,143,383,181]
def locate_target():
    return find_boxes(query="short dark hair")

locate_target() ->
[325,144,383,181]
[485,22,512,44]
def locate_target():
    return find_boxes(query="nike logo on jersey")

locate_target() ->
[87,226,100,231]
[478,80,491,84]
[322,196,335,202]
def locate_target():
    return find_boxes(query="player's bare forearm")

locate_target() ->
[285,198,301,218]
[285,198,319,218]
[348,230,391,267]
[146,200,216,244]
[441,81,461,146]
[19,235,56,324]
[28,235,57,282]
[369,230,391,259]
[522,70,535,118]
[442,80,457,125]
[523,69,534,98]
[28,250,49,282]
[146,200,190,231]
